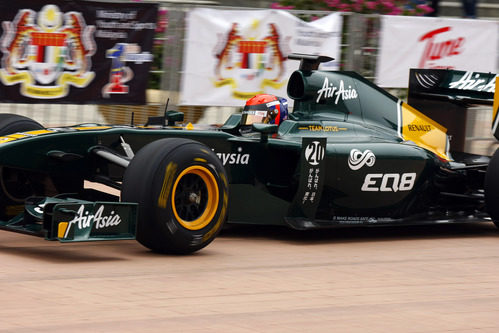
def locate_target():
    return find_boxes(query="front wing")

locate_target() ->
[0,197,137,242]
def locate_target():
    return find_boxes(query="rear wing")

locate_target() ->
[408,69,497,152]
[408,69,495,105]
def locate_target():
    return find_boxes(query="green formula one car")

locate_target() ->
[0,54,497,254]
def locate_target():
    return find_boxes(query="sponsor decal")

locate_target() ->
[34,203,46,215]
[418,27,464,69]
[64,205,122,237]
[215,147,250,166]
[244,110,267,117]
[316,77,358,104]
[299,125,348,132]
[348,149,375,170]
[93,205,122,229]
[414,72,440,89]
[407,124,431,132]
[361,172,416,192]
[400,102,449,161]
[333,216,377,224]
[448,71,496,93]
[0,5,96,98]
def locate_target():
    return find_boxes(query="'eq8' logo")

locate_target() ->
[361,173,417,192]
[305,141,325,166]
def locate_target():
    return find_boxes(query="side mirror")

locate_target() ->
[252,123,278,142]
[165,111,184,126]
[145,110,184,127]
[219,114,242,134]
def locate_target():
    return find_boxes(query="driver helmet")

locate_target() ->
[240,94,288,127]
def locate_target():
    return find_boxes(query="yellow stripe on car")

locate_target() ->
[401,102,450,161]
[0,129,56,144]
[57,222,69,239]
[493,77,499,129]
[72,126,112,131]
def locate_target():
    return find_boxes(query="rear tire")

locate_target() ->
[485,148,499,227]
[121,138,228,254]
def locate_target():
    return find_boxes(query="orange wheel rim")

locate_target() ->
[171,165,219,230]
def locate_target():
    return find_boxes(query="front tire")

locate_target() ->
[121,138,228,254]
[0,114,44,218]
[0,114,43,136]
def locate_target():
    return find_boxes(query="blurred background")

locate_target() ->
[0,0,497,155]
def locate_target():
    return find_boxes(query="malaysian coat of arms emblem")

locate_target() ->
[213,20,291,100]
[0,4,96,99]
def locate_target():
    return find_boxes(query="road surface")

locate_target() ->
[1,222,499,332]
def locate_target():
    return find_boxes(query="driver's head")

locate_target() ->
[240,94,288,127]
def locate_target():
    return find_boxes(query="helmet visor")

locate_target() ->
[241,106,269,126]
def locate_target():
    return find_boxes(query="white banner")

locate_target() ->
[180,9,342,106]
[376,16,498,88]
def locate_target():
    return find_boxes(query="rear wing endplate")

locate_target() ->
[492,77,499,140]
